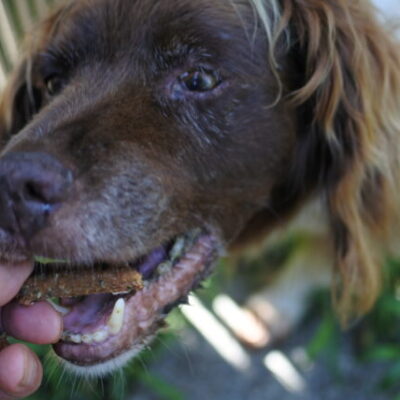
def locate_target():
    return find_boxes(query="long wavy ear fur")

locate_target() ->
[279,0,400,321]
[1,0,400,323]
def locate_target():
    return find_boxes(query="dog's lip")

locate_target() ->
[53,232,219,367]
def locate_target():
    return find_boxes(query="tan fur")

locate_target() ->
[251,0,400,321]
[1,0,400,328]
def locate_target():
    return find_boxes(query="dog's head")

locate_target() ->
[0,0,399,374]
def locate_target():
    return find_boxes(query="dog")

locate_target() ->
[0,0,399,376]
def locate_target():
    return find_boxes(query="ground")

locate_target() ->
[128,297,396,400]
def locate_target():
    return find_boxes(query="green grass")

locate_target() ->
[306,258,400,397]
[22,313,187,400]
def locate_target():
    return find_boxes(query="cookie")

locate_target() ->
[17,265,143,305]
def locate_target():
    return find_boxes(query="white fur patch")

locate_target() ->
[52,335,155,378]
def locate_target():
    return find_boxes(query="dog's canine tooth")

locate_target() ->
[107,298,125,335]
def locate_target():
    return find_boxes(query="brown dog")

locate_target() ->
[0,0,399,375]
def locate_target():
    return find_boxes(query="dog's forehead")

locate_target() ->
[47,0,256,64]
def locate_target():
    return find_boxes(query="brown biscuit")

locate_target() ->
[16,265,143,305]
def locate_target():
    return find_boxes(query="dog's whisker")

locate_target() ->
[136,352,151,378]
[0,0,398,392]
[56,357,70,390]
[153,334,180,359]
[43,350,61,386]
[112,368,127,400]
[69,371,81,400]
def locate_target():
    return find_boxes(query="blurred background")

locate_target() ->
[0,1,400,399]
[0,0,57,89]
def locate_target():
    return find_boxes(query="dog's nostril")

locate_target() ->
[24,181,48,204]
[0,151,74,239]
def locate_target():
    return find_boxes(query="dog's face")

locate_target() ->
[0,0,297,372]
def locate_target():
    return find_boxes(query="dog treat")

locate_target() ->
[0,333,8,351]
[17,265,143,305]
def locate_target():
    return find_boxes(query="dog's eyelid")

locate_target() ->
[39,47,76,76]
[39,63,66,85]
[40,50,63,66]
[178,67,222,92]
[37,50,71,97]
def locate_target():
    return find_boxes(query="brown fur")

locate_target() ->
[0,0,399,328]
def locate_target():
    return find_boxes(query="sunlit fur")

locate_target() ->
[249,0,400,321]
[1,0,400,329]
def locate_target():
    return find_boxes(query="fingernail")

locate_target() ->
[18,350,40,391]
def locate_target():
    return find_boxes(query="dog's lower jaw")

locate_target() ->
[55,336,156,378]
[52,233,219,373]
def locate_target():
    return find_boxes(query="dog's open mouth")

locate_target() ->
[32,230,220,368]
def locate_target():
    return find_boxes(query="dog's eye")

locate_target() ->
[45,75,66,96]
[179,68,221,92]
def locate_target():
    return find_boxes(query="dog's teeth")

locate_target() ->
[70,334,82,344]
[93,329,108,343]
[170,237,186,261]
[62,329,110,345]
[81,334,91,344]
[82,330,110,344]
[107,298,125,335]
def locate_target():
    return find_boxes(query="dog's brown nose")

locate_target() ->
[0,152,73,240]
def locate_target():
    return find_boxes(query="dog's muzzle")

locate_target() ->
[0,151,73,241]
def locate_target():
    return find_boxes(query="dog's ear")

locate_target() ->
[0,58,42,142]
[282,0,400,321]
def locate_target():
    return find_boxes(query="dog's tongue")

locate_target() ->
[59,246,169,338]
[62,294,115,333]
[54,234,218,366]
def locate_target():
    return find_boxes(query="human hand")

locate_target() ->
[0,261,62,399]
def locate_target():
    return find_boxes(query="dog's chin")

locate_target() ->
[51,230,219,375]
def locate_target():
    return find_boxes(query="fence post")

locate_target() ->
[0,1,19,68]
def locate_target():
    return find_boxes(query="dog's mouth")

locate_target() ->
[48,229,219,369]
